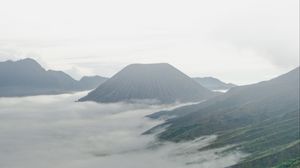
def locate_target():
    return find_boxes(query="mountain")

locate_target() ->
[146,67,300,167]
[0,58,107,97]
[77,76,107,90]
[193,77,236,91]
[79,63,215,104]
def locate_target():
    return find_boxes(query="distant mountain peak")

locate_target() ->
[79,63,215,104]
[14,58,44,70]
[193,76,236,91]
[2,58,39,65]
[122,63,177,72]
[127,63,170,66]
[0,58,108,97]
[79,75,107,81]
[18,58,40,64]
[19,57,37,62]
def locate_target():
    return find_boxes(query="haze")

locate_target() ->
[0,0,299,84]
[0,92,246,168]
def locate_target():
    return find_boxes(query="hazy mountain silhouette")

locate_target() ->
[193,77,236,91]
[146,67,299,167]
[77,76,107,90]
[79,63,215,104]
[0,58,107,97]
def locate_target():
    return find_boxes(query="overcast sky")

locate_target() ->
[0,0,298,84]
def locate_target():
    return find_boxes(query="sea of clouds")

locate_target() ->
[0,91,246,168]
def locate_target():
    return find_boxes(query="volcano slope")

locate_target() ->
[79,63,215,104]
[146,67,300,168]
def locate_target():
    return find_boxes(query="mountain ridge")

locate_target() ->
[0,58,107,97]
[193,77,236,91]
[145,67,300,167]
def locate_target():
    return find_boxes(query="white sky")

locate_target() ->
[0,0,299,84]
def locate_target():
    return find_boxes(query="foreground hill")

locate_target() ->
[0,58,107,97]
[79,63,215,104]
[146,67,300,167]
[193,77,236,91]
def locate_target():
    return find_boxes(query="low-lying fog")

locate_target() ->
[0,92,246,168]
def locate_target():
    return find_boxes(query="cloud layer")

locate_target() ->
[0,92,246,168]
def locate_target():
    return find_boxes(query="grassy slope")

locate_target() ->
[273,157,300,168]
[159,108,300,168]
[223,109,300,168]
[149,68,300,168]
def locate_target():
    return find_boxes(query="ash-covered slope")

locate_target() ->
[79,63,214,104]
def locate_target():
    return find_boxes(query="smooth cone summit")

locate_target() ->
[79,63,215,104]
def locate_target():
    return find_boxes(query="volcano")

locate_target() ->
[79,63,215,104]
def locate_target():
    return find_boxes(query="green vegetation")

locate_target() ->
[173,109,300,168]
[148,67,300,168]
[273,158,300,168]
